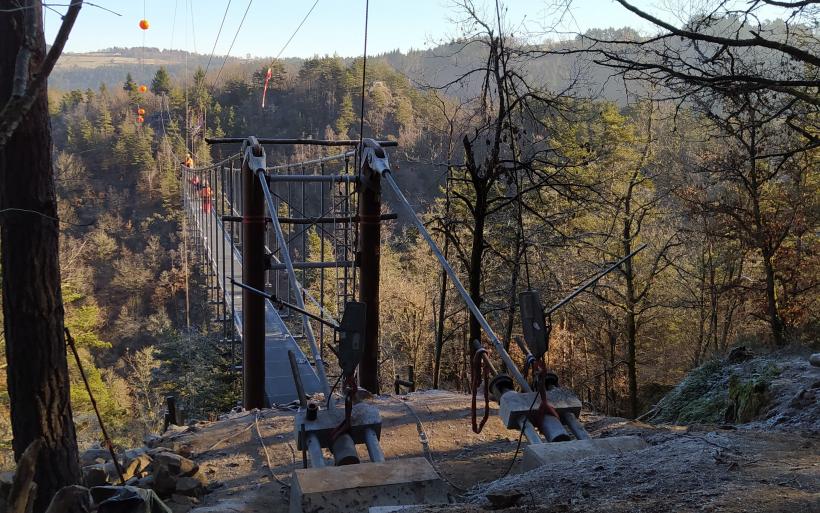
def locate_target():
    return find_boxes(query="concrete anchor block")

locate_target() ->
[522,435,648,471]
[498,388,582,430]
[289,457,452,513]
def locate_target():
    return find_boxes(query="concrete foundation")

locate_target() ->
[289,457,452,513]
[522,435,648,471]
[499,388,582,429]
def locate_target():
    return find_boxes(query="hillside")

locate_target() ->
[50,37,635,103]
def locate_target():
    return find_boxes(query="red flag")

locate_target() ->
[261,67,273,108]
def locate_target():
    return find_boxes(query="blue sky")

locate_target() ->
[45,0,666,58]
[44,0,793,59]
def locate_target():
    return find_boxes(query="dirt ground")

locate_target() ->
[155,382,818,513]
[162,391,525,512]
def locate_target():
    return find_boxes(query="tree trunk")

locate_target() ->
[432,257,448,389]
[463,136,487,359]
[501,232,521,359]
[468,193,486,358]
[623,227,639,419]
[0,2,82,511]
[433,169,452,389]
[747,122,786,346]
[761,250,786,346]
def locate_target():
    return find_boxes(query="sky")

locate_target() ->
[44,0,669,59]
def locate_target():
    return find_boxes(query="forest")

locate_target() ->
[0,1,817,511]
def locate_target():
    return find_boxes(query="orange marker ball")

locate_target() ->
[139,19,149,30]
[137,108,146,116]
[136,116,145,123]
[138,85,148,93]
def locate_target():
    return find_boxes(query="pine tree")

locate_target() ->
[124,73,136,93]
[97,107,114,139]
[151,66,172,96]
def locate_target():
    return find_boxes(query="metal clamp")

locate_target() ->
[361,138,391,175]
[241,136,267,173]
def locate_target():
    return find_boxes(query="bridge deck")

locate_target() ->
[191,198,322,406]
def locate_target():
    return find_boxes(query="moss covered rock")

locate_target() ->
[652,355,780,426]
[726,374,769,423]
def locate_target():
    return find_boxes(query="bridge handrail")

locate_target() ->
[181,153,242,174]
[254,162,333,403]
[265,150,354,172]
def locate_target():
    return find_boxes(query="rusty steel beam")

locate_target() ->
[357,140,385,394]
[241,137,267,410]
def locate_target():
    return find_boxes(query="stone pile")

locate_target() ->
[81,436,216,513]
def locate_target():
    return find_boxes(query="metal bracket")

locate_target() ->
[359,138,390,195]
[360,138,391,176]
[337,301,367,377]
[241,135,267,173]
[520,290,549,358]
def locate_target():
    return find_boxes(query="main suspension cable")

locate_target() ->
[275,0,319,60]
[204,0,234,77]
[212,0,254,89]
[357,0,370,151]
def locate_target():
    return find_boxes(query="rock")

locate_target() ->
[123,453,153,480]
[809,353,820,367]
[168,503,193,513]
[83,464,112,487]
[158,441,193,458]
[171,494,199,505]
[726,374,769,423]
[788,388,816,410]
[205,480,223,492]
[175,477,205,498]
[80,447,111,466]
[148,446,174,456]
[170,495,198,512]
[152,467,178,498]
[727,346,754,363]
[164,424,188,435]
[45,485,91,513]
[136,474,155,489]
[123,447,148,461]
[144,434,162,447]
[154,452,199,477]
[486,490,524,509]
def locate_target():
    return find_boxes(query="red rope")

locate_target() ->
[528,360,561,430]
[330,375,358,442]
